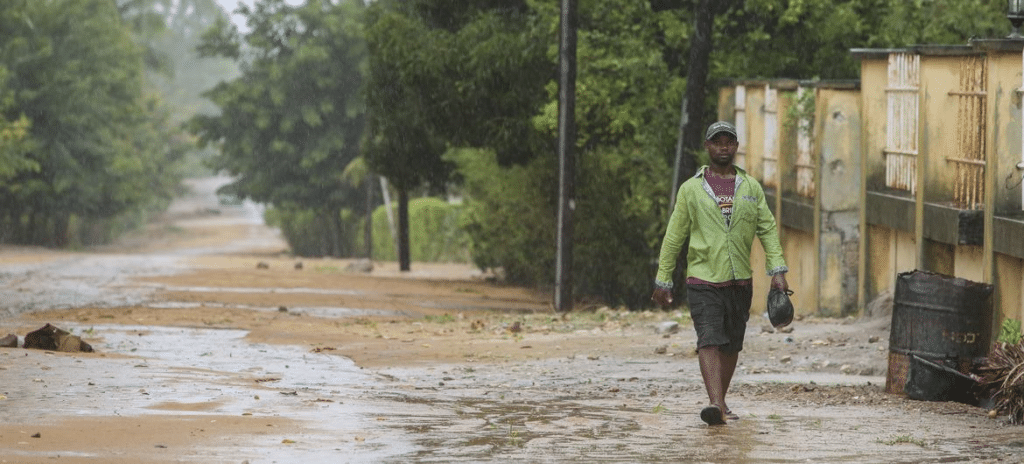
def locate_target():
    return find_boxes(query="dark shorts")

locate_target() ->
[686,284,754,353]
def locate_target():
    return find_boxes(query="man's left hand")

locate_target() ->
[771,273,789,292]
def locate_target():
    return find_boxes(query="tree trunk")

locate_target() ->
[53,213,69,248]
[364,171,374,259]
[329,207,343,257]
[670,0,718,306]
[397,187,410,271]
[674,0,716,191]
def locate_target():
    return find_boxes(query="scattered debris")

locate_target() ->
[294,261,303,270]
[344,259,373,273]
[656,321,680,335]
[0,334,17,348]
[23,324,93,353]
[256,262,270,269]
[978,341,1024,424]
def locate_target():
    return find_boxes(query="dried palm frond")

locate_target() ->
[977,341,1024,425]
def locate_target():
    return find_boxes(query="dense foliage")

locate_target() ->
[4,0,1008,307]
[0,0,201,246]
[361,0,1009,308]
[363,197,468,263]
[189,0,368,257]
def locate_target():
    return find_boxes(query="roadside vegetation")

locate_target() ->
[1,0,1009,308]
[0,0,235,247]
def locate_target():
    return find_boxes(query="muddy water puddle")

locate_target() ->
[1,323,424,462]
[366,358,1023,463]
[3,326,1022,463]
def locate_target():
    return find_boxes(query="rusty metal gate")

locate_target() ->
[762,85,779,189]
[885,53,920,193]
[734,85,747,169]
[948,55,987,210]
[796,86,815,197]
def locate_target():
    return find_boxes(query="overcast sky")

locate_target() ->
[215,0,251,29]
[215,0,304,30]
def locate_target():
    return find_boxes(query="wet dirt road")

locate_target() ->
[1,177,1022,463]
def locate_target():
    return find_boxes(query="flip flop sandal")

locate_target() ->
[700,405,727,426]
[724,409,739,421]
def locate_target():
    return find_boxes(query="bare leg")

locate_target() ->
[698,346,739,413]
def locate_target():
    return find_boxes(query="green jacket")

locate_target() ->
[654,165,787,289]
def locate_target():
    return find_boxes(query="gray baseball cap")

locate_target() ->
[705,121,737,140]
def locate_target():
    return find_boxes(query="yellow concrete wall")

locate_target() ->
[894,229,918,277]
[750,232,768,315]
[987,50,1024,212]
[954,245,985,282]
[777,89,800,197]
[952,245,984,282]
[860,58,889,191]
[782,227,816,315]
[718,87,735,122]
[744,84,766,181]
[923,239,954,275]
[866,224,892,297]
[919,54,970,203]
[867,225,918,295]
[816,88,861,211]
[995,253,1024,324]
[819,230,844,315]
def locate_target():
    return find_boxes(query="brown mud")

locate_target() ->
[1,176,1021,463]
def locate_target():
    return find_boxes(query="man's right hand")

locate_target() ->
[651,288,673,307]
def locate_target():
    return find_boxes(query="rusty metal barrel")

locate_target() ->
[885,270,993,395]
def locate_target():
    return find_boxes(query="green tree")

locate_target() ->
[0,0,183,246]
[190,0,368,256]
[447,0,678,306]
[363,0,552,271]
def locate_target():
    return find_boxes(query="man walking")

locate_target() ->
[651,121,789,426]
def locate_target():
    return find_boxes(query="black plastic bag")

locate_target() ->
[767,288,794,328]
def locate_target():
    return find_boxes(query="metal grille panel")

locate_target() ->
[885,53,920,193]
[948,55,986,210]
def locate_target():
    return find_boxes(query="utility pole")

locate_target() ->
[555,0,577,312]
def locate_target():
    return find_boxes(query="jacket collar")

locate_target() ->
[694,164,748,179]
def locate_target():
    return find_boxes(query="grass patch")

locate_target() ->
[880,435,926,447]
[423,313,456,324]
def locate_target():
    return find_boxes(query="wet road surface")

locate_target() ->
[1,177,1022,463]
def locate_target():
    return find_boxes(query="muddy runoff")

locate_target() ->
[1,177,1021,463]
